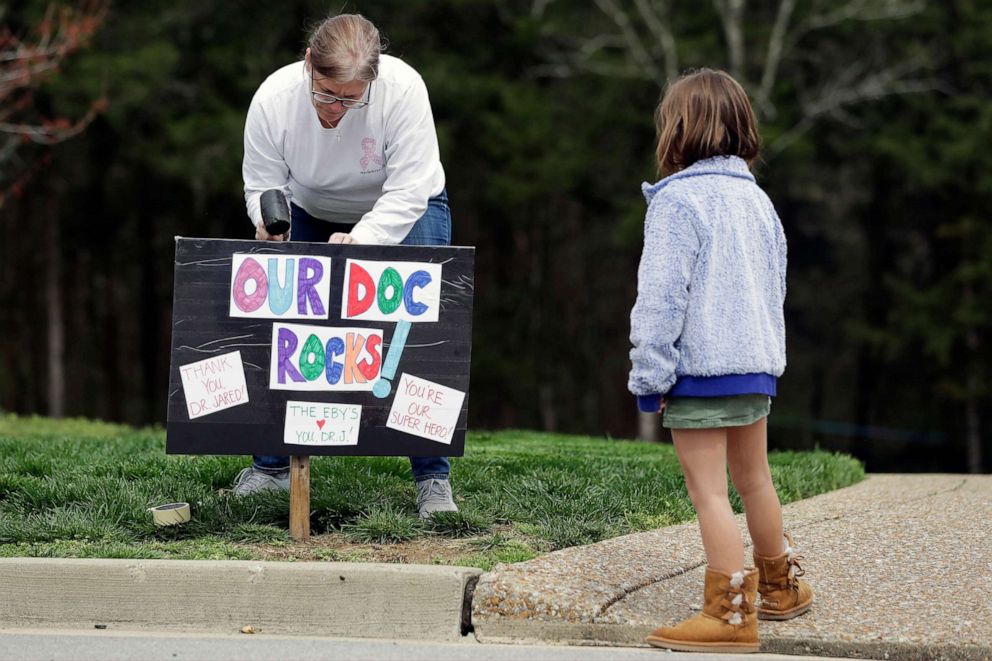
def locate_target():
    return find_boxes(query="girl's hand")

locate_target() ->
[659,397,666,413]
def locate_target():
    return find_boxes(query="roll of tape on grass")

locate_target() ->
[148,502,191,527]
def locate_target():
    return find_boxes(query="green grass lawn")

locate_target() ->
[0,414,864,569]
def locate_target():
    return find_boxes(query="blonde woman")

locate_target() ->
[238,13,456,518]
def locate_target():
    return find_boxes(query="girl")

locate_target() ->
[628,69,812,654]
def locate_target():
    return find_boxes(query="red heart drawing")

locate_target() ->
[316,419,326,430]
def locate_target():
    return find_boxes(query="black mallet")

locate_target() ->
[260,189,291,236]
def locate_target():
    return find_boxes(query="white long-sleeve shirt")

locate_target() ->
[242,55,446,245]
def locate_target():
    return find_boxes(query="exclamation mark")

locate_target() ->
[372,320,411,398]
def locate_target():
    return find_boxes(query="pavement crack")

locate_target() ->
[599,476,970,618]
[596,478,968,617]
[782,476,969,534]
[597,560,707,617]
[947,477,968,493]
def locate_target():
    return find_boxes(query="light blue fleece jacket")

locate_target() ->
[628,155,787,399]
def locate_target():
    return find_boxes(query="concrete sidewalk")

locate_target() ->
[472,474,992,660]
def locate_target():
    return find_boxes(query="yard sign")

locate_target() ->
[166,238,474,457]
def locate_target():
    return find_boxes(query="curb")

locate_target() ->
[0,558,480,642]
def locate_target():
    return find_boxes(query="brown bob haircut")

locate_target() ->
[655,68,760,177]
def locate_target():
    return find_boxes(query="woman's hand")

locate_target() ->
[329,232,356,244]
[255,223,287,242]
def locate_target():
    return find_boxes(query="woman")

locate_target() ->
[236,13,457,518]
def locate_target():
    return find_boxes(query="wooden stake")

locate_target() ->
[289,455,310,541]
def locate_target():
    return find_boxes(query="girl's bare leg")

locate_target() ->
[727,417,785,556]
[672,428,744,573]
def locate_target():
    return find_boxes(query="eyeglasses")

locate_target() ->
[310,74,371,109]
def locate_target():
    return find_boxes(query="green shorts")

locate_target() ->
[663,395,771,429]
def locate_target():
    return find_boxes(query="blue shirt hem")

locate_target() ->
[637,394,663,413]
[669,373,777,397]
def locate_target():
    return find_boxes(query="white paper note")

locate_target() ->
[179,351,249,419]
[283,400,361,446]
[386,373,465,445]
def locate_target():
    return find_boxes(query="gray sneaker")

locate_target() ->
[416,478,459,518]
[231,467,289,496]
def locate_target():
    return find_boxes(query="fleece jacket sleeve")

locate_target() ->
[627,196,700,397]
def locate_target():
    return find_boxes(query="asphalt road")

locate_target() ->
[0,629,848,661]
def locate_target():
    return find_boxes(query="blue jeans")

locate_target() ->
[253,191,452,482]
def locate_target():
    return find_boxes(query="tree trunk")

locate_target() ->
[540,384,558,432]
[638,410,659,442]
[139,205,159,422]
[45,209,65,418]
[965,382,982,474]
[965,329,983,473]
[102,274,124,421]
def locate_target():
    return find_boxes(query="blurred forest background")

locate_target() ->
[1,0,989,472]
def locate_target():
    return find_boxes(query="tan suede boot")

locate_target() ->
[645,567,759,654]
[753,532,813,620]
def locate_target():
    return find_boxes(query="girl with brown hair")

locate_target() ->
[628,69,812,653]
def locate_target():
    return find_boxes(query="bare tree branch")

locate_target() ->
[533,0,935,159]
[806,0,926,30]
[713,0,746,79]
[767,54,943,155]
[535,33,642,80]
[531,0,555,20]
[595,0,666,86]
[632,0,678,83]
[787,0,926,51]
[755,0,796,119]
[0,2,108,198]
[0,100,103,145]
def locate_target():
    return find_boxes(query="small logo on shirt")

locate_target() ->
[360,137,384,173]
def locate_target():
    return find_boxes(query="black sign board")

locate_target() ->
[166,238,474,457]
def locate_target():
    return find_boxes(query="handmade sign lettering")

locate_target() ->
[373,320,411,398]
[342,259,442,323]
[270,323,383,391]
[284,401,361,446]
[178,350,249,419]
[230,254,331,319]
[166,238,474,457]
[386,373,466,445]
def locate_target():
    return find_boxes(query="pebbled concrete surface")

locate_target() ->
[472,474,992,660]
